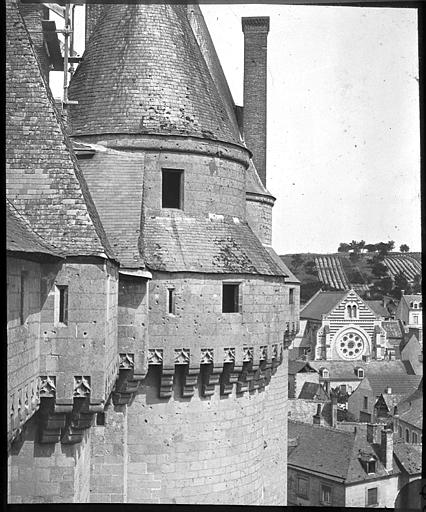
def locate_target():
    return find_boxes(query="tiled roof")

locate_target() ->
[308,360,408,380]
[289,420,400,483]
[366,300,389,317]
[397,386,423,429]
[68,4,241,146]
[366,374,422,398]
[6,0,113,259]
[246,159,272,196]
[264,247,299,283]
[298,382,328,400]
[6,201,63,257]
[382,320,404,339]
[300,290,347,320]
[142,215,288,275]
[75,144,144,268]
[402,294,422,306]
[288,420,355,479]
[379,393,406,411]
[288,361,317,375]
[393,441,422,475]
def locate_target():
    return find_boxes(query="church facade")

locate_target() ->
[7,1,299,504]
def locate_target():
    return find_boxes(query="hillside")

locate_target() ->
[280,252,422,304]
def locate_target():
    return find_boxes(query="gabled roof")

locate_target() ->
[288,360,317,375]
[6,200,63,258]
[396,384,423,429]
[298,382,328,401]
[6,0,113,259]
[142,215,288,276]
[288,420,398,482]
[365,300,389,318]
[401,294,422,307]
[365,374,422,398]
[69,4,241,146]
[376,392,406,411]
[300,290,347,321]
[308,360,408,381]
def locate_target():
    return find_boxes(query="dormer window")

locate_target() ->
[320,368,329,379]
[366,460,376,474]
[356,368,364,379]
[162,169,183,209]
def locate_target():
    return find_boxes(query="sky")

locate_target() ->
[50,4,421,255]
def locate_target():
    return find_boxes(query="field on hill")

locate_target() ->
[280,252,422,304]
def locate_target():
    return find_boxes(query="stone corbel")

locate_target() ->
[220,362,242,395]
[112,354,146,405]
[201,363,223,397]
[236,361,252,394]
[38,398,70,444]
[182,366,199,397]
[159,366,175,399]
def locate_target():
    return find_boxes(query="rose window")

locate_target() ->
[336,331,366,360]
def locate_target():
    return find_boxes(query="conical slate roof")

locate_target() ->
[6,0,113,258]
[69,3,241,145]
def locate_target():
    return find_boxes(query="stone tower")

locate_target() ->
[7,1,300,504]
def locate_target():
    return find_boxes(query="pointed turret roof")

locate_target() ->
[68,3,241,145]
[6,0,114,258]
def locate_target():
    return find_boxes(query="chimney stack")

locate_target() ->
[331,396,338,428]
[313,403,322,425]
[380,428,394,471]
[242,17,269,187]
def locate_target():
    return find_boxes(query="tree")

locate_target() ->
[304,260,318,276]
[372,261,388,278]
[412,274,422,294]
[291,254,304,270]
[392,271,411,298]
[386,240,395,252]
[365,243,377,253]
[400,244,410,253]
[358,240,366,253]
[338,242,350,253]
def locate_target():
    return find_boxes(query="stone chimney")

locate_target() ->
[386,386,392,394]
[313,403,322,425]
[85,3,106,45]
[241,17,269,187]
[392,406,399,434]
[331,396,337,428]
[380,428,394,471]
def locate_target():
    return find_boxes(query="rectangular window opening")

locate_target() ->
[168,288,176,315]
[297,476,309,498]
[289,288,294,305]
[162,169,183,209]
[222,283,240,313]
[57,285,68,325]
[20,271,27,325]
[321,484,332,504]
[367,487,378,506]
[363,396,368,410]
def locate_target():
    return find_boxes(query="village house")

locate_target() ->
[347,373,422,423]
[396,293,423,331]
[288,420,399,507]
[7,0,299,504]
[392,383,423,445]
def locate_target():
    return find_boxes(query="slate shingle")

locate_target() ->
[6,200,63,257]
[68,4,242,146]
[6,0,114,258]
[142,215,287,275]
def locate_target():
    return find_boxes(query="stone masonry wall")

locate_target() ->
[8,416,91,503]
[8,256,42,443]
[143,147,246,220]
[39,258,119,405]
[90,356,289,504]
[287,466,345,506]
[148,272,294,365]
